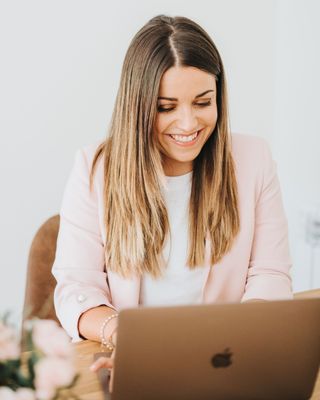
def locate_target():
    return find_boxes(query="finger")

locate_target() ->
[90,356,114,372]
[109,366,114,393]
[109,348,116,392]
[90,356,113,371]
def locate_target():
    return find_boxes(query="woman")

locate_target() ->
[52,14,292,372]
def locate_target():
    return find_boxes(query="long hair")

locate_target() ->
[90,15,240,278]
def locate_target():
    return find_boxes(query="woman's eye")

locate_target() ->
[157,106,175,113]
[157,100,212,113]
[195,100,212,107]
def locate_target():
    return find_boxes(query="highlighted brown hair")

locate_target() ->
[90,15,239,277]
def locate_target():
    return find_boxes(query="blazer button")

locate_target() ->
[77,294,87,303]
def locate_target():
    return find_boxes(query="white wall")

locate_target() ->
[0,0,318,324]
[273,0,320,291]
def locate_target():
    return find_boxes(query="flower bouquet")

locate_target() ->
[0,315,80,400]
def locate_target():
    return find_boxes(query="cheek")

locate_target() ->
[205,108,218,131]
[155,114,170,135]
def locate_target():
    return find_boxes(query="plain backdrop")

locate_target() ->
[0,0,319,324]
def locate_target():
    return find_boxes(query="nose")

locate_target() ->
[176,105,198,133]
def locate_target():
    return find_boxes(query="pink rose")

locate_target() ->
[16,388,36,400]
[34,356,76,400]
[0,387,17,400]
[32,320,72,358]
[0,321,20,361]
[0,388,36,400]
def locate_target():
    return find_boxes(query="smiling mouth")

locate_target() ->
[168,129,203,144]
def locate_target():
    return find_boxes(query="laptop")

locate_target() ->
[96,297,320,400]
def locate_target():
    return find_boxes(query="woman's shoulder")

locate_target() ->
[80,139,106,164]
[72,139,105,176]
[231,133,269,153]
[69,139,106,189]
[230,133,272,165]
[230,133,275,190]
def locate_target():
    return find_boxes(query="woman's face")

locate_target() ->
[155,66,218,176]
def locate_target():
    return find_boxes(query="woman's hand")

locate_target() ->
[90,331,117,392]
[90,353,114,371]
[90,350,115,392]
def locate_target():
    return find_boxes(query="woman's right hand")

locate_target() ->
[90,330,117,392]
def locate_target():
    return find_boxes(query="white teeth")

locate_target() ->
[170,131,199,143]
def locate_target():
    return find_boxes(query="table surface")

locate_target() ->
[73,340,105,400]
[72,290,320,400]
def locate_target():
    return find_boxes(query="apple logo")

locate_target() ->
[211,348,233,368]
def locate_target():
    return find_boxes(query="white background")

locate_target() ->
[0,0,319,324]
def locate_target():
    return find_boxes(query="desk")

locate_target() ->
[73,291,320,400]
[73,340,104,400]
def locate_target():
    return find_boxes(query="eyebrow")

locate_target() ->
[158,89,214,101]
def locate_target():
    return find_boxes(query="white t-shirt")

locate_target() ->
[140,172,210,306]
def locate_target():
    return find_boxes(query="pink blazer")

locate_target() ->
[52,134,293,341]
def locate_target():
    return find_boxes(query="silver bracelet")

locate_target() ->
[100,313,118,351]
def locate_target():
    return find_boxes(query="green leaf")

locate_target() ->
[14,368,33,388]
[27,351,40,385]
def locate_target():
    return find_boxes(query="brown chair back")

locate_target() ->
[23,215,60,324]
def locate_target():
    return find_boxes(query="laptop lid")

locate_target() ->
[108,298,320,400]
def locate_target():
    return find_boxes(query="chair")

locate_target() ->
[22,215,60,324]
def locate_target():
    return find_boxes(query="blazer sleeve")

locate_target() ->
[241,139,293,302]
[52,147,115,341]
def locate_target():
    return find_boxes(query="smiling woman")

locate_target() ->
[51,14,292,383]
[156,66,218,176]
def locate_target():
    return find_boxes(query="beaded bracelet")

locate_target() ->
[100,313,118,351]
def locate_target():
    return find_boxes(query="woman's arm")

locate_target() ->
[78,305,117,342]
[52,144,116,341]
[241,138,293,302]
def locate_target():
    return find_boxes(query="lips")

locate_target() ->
[167,128,204,146]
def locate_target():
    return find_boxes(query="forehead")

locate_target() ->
[158,66,216,98]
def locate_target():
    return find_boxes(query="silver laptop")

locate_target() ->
[96,298,320,400]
